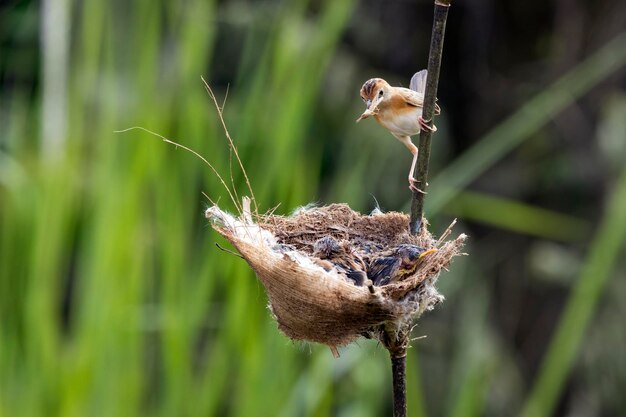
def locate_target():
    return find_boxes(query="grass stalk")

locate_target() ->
[520,157,626,417]
[389,2,451,417]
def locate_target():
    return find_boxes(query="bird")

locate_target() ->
[366,244,437,286]
[356,70,441,193]
[312,236,369,287]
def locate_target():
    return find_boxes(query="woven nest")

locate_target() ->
[206,200,466,351]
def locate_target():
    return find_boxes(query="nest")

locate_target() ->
[206,200,466,352]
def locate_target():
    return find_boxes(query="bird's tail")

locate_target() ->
[409,69,428,94]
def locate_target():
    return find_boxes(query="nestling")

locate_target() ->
[312,236,369,287]
[366,245,437,286]
[357,70,441,192]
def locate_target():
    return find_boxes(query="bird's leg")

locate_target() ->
[410,117,436,193]
[419,116,437,132]
[397,136,427,194]
[408,147,426,194]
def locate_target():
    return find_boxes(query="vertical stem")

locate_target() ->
[391,2,452,417]
[391,353,407,417]
[385,325,410,417]
[410,0,451,234]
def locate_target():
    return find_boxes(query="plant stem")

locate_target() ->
[410,0,451,235]
[391,354,407,417]
[383,324,410,417]
[390,2,451,417]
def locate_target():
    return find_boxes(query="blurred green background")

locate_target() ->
[1,0,625,416]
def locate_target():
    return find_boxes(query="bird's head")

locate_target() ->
[395,245,437,277]
[356,78,390,122]
[313,236,342,259]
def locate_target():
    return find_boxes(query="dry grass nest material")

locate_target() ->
[206,201,466,350]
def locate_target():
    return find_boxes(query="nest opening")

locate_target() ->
[207,201,465,349]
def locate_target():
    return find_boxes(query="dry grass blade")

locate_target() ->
[201,76,258,214]
[115,126,243,215]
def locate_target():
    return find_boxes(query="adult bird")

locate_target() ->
[357,70,440,193]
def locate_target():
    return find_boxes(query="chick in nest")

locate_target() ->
[367,244,437,286]
[312,236,369,286]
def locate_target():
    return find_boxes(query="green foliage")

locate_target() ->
[1,1,625,416]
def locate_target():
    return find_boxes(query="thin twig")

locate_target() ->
[215,242,244,259]
[221,83,230,111]
[392,2,452,417]
[436,218,457,247]
[229,145,241,207]
[114,126,243,215]
[202,192,221,208]
[201,76,259,214]
[410,0,451,235]
[220,83,241,206]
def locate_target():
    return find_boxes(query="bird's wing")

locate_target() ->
[397,88,426,108]
[409,70,428,94]
[367,256,401,286]
[346,270,366,286]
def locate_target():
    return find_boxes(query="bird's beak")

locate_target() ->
[418,248,437,259]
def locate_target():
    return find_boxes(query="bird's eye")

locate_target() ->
[378,90,383,96]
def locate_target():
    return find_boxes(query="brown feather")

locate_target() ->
[396,88,425,108]
[367,257,401,286]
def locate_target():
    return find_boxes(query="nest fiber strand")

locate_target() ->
[207,203,465,348]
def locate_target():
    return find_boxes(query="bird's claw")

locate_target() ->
[409,177,427,194]
[419,116,437,132]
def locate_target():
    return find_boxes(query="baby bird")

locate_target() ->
[366,244,437,286]
[357,70,441,192]
[312,236,368,287]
